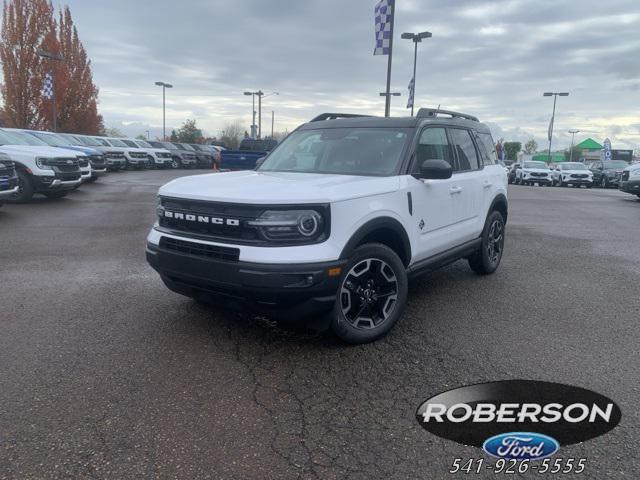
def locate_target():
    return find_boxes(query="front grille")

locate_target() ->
[530,172,548,177]
[78,158,89,167]
[159,198,262,243]
[160,237,240,262]
[57,172,81,181]
[570,174,588,178]
[158,152,172,158]
[184,153,197,160]
[622,171,630,181]
[48,157,78,167]
[106,152,125,159]
[90,155,106,166]
[130,152,147,159]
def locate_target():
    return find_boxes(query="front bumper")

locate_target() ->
[525,176,551,184]
[146,239,346,320]
[80,169,92,182]
[562,177,592,185]
[619,179,640,195]
[0,185,19,199]
[106,159,126,168]
[32,175,82,191]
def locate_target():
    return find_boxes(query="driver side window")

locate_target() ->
[412,128,454,174]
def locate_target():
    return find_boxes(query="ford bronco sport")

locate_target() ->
[146,109,508,343]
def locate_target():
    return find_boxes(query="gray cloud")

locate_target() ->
[55,0,640,149]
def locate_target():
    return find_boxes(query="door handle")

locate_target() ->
[483,181,493,189]
[449,186,463,195]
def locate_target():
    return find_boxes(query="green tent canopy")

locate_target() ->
[532,152,565,163]
[575,138,602,151]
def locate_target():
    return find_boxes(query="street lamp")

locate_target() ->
[543,92,569,163]
[244,91,278,138]
[401,31,432,116]
[37,49,64,132]
[244,91,257,138]
[155,81,173,141]
[568,129,580,162]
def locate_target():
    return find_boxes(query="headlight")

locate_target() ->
[630,169,640,178]
[248,209,326,242]
[35,157,53,170]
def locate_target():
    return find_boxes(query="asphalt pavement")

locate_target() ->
[1,170,639,479]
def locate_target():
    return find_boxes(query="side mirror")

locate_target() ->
[418,159,453,180]
[254,157,266,170]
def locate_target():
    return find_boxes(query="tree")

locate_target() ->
[503,141,522,161]
[564,146,583,162]
[169,129,178,142]
[523,138,538,154]
[48,6,103,134]
[0,0,56,129]
[219,120,243,149]
[176,119,203,143]
[135,134,147,140]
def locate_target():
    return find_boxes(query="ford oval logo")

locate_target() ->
[482,432,559,460]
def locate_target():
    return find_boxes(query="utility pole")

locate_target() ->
[37,49,64,132]
[257,90,263,138]
[568,129,580,162]
[383,0,395,117]
[271,110,274,138]
[155,81,173,140]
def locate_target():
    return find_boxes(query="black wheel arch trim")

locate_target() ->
[488,193,508,224]
[339,216,412,266]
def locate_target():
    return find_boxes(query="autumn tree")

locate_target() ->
[0,0,55,129]
[47,6,103,134]
[176,119,203,143]
[523,138,538,154]
[219,120,243,149]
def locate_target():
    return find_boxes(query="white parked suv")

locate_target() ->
[0,129,82,202]
[551,162,593,187]
[126,139,173,168]
[515,160,553,186]
[146,110,508,343]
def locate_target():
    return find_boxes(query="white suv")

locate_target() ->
[551,162,593,187]
[146,110,508,343]
[515,160,553,186]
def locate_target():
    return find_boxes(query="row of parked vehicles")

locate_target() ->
[505,159,640,198]
[0,128,225,204]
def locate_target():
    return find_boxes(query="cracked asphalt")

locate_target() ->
[1,169,639,479]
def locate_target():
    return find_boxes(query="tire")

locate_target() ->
[43,191,68,199]
[331,243,408,344]
[171,157,181,169]
[586,185,592,189]
[10,170,35,203]
[468,210,505,275]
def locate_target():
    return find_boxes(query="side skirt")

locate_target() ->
[406,238,482,279]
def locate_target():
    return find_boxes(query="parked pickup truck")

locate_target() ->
[0,153,19,207]
[220,138,278,170]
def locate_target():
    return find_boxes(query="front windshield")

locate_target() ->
[604,161,629,169]
[106,138,128,147]
[1,129,47,146]
[182,144,195,151]
[136,140,152,148]
[524,161,548,169]
[93,137,110,146]
[162,142,177,150]
[122,140,138,148]
[258,128,410,176]
[173,143,186,150]
[78,135,102,147]
[560,163,587,170]
[31,131,74,147]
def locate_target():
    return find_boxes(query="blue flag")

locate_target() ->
[374,0,394,55]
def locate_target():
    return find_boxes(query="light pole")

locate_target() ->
[37,49,64,132]
[155,81,173,140]
[401,31,432,117]
[244,91,257,138]
[568,129,580,162]
[543,92,569,164]
[245,91,278,138]
[271,111,275,138]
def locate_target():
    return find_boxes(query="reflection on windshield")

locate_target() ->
[258,128,410,176]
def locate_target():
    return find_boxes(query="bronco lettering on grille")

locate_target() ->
[163,210,240,226]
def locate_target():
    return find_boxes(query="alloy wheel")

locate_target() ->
[340,258,399,330]
[486,218,504,265]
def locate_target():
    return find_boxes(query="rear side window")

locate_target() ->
[412,127,454,174]
[449,128,480,171]
[476,132,497,165]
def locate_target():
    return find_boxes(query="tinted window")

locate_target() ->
[412,128,454,174]
[449,129,479,171]
[476,132,496,165]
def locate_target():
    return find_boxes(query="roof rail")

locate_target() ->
[310,113,375,122]
[416,108,478,122]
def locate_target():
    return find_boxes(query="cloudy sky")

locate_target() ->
[58,0,639,150]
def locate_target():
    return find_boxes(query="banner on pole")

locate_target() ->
[374,0,394,55]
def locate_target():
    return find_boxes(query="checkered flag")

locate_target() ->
[407,76,415,109]
[374,0,394,55]
[42,71,53,99]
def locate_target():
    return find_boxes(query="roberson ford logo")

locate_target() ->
[415,380,621,459]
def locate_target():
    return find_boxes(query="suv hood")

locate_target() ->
[560,169,592,175]
[0,145,81,157]
[159,170,401,204]
[523,168,551,173]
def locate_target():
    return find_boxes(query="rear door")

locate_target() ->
[447,128,485,242]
